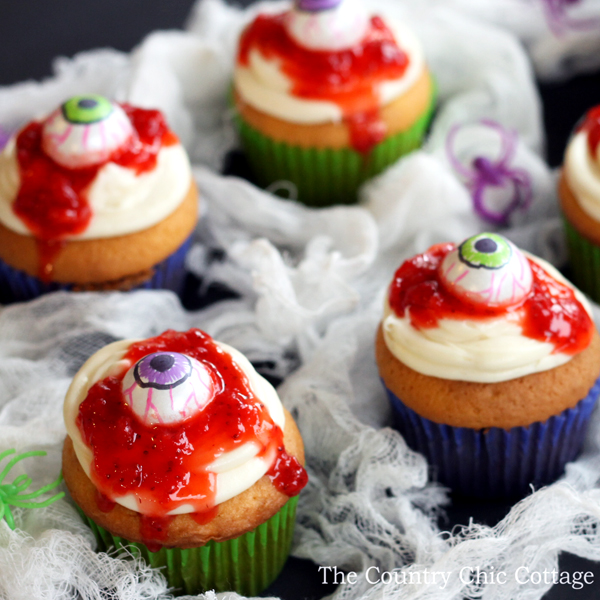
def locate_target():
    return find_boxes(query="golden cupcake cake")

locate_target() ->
[560,104,600,302]
[233,0,435,206]
[376,233,600,498]
[62,328,307,595]
[0,95,197,302]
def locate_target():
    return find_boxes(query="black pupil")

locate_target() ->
[78,98,98,109]
[150,354,175,372]
[474,238,497,254]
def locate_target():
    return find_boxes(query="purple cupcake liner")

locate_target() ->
[385,375,600,499]
[0,234,193,304]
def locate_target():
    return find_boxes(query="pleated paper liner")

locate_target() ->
[0,234,193,304]
[385,377,600,499]
[234,100,435,208]
[80,495,298,597]
[563,218,600,303]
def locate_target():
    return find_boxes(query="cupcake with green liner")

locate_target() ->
[233,0,435,207]
[62,328,307,595]
[559,104,600,302]
[376,233,600,498]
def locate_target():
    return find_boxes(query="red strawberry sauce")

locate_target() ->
[580,105,600,157]
[238,13,409,154]
[388,244,593,355]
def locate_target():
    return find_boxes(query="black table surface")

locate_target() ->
[1,1,600,598]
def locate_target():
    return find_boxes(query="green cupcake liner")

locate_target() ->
[234,89,436,207]
[563,218,600,302]
[79,495,298,596]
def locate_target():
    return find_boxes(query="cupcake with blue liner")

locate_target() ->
[0,94,198,303]
[62,328,307,595]
[376,233,600,499]
[233,0,435,207]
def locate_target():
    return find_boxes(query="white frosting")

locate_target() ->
[64,339,286,515]
[234,19,425,124]
[0,135,192,240]
[564,129,600,222]
[382,255,593,383]
[285,0,369,51]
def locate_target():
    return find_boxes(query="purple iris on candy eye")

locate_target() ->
[134,352,192,390]
[539,0,600,35]
[296,0,342,12]
[446,120,532,227]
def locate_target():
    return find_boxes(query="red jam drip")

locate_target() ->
[38,239,67,281]
[190,506,219,525]
[267,448,309,496]
[76,329,307,546]
[388,244,594,355]
[95,490,116,513]
[580,105,600,157]
[13,105,177,281]
[140,515,173,552]
[238,13,409,154]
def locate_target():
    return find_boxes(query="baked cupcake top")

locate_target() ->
[563,105,600,222]
[382,233,595,383]
[0,95,192,273]
[64,329,307,528]
[234,0,426,152]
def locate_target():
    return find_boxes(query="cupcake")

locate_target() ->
[560,104,600,302]
[62,328,307,595]
[0,95,198,303]
[376,233,600,498]
[233,0,435,207]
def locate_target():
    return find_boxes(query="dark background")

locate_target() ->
[1,0,600,598]
[1,0,600,165]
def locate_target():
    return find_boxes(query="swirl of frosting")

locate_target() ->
[383,234,594,383]
[564,105,600,222]
[0,96,192,241]
[234,6,425,126]
[64,331,289,516]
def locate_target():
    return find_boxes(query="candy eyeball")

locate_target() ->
[287,0,368,51]
[440,233,533,307]
[42,95,134,169]
[121,352,215,426]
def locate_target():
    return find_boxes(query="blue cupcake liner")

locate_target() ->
[385,376,600,499]
[0,234,193,304]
